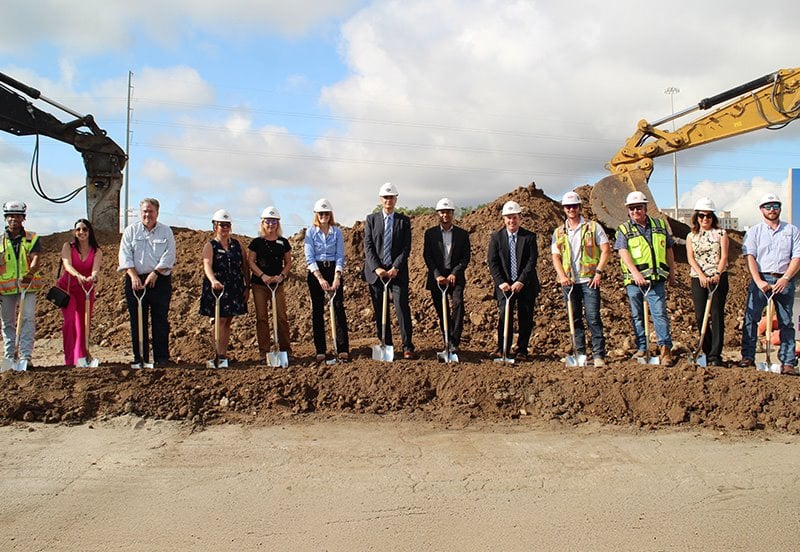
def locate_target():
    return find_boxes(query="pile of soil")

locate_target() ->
[2,182,799,433]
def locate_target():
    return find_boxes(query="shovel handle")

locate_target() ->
[502,289,514,359]
[327,290,338,354]
[267,283,281,353]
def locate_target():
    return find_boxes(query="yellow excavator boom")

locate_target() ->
[591,68,800,229]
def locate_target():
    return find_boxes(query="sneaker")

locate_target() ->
[593,358,606,368]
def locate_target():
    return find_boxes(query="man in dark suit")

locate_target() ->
[363,182,416,359]
[487,200,540,361]
[423,198,471,353]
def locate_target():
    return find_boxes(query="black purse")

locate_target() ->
[45,263,70,309]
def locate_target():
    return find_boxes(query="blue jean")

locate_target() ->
[741,276,796,366]
[562,283,605,358]
[0,291,38,360]
[625,281,672,351]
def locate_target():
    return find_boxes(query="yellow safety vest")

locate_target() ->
[554,220,600,279]
[617,217,670,285]
[0,231,44,294]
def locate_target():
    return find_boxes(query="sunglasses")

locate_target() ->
[627,205,645,211]
[262,219,279,225]
[696,212,714,220]
[216,222,231,228]
[318,212,331,217]
[75,227,89,233]
[762,203,781,211]
[564,205,580,210]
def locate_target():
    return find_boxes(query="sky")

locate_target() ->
[1,0,799,236]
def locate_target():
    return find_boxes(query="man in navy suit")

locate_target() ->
[363,182,416,359]
[487,200,540,361]
[423,198,471,353]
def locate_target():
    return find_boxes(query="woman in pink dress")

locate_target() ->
[58,219,103,366]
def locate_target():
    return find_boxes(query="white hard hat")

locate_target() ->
[759,192,781,207]
[378,182,399,196]
[260,206,281,219]
[211,209,232,223]
[435,197,455,211]
[3,200,27,216]
[693,197,716,212]
[501,201,522,216]
[561,191,581,206]
[314,198,333,212]
[625,191,649,206]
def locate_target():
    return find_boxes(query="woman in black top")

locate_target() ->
[247,206,292,360]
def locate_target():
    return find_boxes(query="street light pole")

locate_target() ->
[664,87,680,219]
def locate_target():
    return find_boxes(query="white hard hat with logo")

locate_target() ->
[378,182,399,196]
[561,191,581,206]
[625,191,649,206]
[261,206,281,219]
[212,209,232,223]
[3,200,27,216]
[501,201,522,216]
[693,197,716,212]
[314,198,333,212]
[759,192,781,207]
[435,197,455,211]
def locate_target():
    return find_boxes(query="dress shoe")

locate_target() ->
[403,350,417,360]
[781,364,798,376]
[737,358,755,368]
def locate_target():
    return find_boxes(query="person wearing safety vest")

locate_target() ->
[614,191,676,366]
[551,191,611,367]
[0,200,44,367]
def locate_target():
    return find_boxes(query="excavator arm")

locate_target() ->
[591,68,800,229]
[0,72,126,233]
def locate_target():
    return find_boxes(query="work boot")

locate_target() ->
[593,357,606,368]
[661,345,674,367]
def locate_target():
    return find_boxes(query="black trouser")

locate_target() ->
[429,284,464,348]
[307,266,349,355]
[690,273,728,362]
[369,279,414,352]
[125,273,172,364]
[496,291,535,356]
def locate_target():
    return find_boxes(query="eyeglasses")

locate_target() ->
[628,205,645,211]
[262,219,279,225]
[762,203,781,211]
[696,212,713,220]
[75,227,89,233]
[216,222,231,228]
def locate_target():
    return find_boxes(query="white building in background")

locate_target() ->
[672,208,738,230]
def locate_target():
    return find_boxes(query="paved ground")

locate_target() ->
[1,418,799,551]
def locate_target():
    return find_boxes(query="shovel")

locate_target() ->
[494,289,515,364]
[692,282,717,367]
[325,289,339,365]
[206,285,224,369]
[564,285,587,367]
[757,291,782,373]
[436,283,458,363]
[638,284,660,365]
[76,282,99,368]
[1,280,33,372]
[132,286,154,368]
[372,277,394,362]
[266,282,289,367]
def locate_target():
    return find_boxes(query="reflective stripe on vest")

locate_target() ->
[555,220,600,279]
[617,217,670,285]
[0,231,44,294]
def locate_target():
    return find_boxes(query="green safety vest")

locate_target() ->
[0,231,44,294]
[617,217,670,285]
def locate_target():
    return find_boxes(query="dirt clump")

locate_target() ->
[2,182,798,434]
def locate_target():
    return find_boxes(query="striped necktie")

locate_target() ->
[509,233,517,281]
[383,215,393,266]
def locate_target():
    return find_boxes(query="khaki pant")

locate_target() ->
[252,284,291,356]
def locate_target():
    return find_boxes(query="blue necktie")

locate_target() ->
[383,215,393,266]
[509,233,517,281]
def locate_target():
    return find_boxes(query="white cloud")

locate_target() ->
[681,177,788,229]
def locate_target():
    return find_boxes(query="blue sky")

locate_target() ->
[2,0,800,235]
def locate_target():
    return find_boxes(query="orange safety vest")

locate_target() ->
[554,220,601,279]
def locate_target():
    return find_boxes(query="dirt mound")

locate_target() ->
[2,182,797,433]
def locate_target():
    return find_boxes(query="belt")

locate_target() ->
[760,272,784,278]
[318,260,335,268]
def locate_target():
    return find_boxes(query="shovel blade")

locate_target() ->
[695,354,707,367]
[565,354,588,367]
[143,361,154,369]
[267,351,289,368]
[1,358,13,373]
[437,350,459,363]
[493,357,515,364]
[13,359,28,371]
[372,344,394,362]
[325,358,338,365]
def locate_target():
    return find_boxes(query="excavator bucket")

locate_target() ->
[589,169,660,230]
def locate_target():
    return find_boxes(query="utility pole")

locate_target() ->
[664,86,680,219]
[124,70,133,229]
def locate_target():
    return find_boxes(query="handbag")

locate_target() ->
[45,262,70,309]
